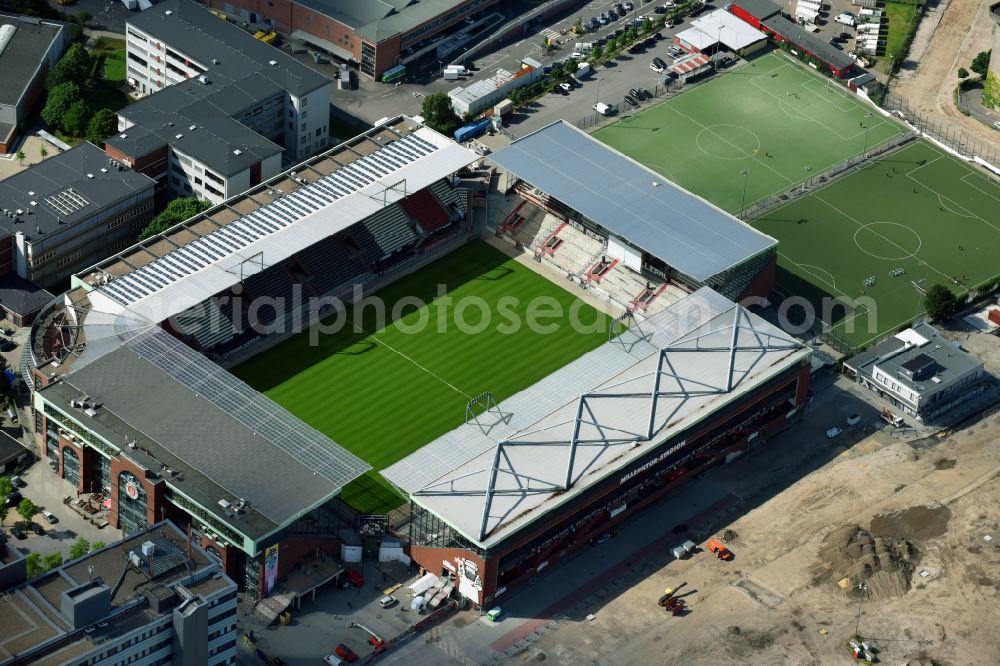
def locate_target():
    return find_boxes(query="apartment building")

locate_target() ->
[0,521,238,666]
[0,142,155,299]
[113,0,331,202]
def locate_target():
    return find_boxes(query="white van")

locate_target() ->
[834,11,856,26]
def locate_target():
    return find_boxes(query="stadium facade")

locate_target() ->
[387,288,811,607]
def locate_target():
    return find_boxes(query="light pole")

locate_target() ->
[861,111,873,158]
[739,169,750,219]
[854,580,868,637]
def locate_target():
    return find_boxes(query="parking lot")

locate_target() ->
[237,561,422,665]
[5,455,122,560]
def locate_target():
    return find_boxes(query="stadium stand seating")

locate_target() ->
[540,223,606,275]
[400,189,450,233]
[296,235,369,295]
[428,180,468,216]
[243,265,297,325]
[174,298,236,351]
[351,205,417,262]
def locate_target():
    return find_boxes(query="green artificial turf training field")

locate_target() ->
[233,241,614,513]
[594,51,905,213]
[751,140,1000,349]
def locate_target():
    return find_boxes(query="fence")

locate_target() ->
[881,91,1000,169]
[738,130,917,220]
[572,78,685,131]
[357,602,458,665]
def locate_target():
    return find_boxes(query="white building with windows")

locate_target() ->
[0,521,238,666]
[109,0,332,203]
[845,323,993,423]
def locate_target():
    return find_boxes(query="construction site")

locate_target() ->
[470,320,1000,666]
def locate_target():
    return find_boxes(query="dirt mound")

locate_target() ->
[869,505,950,539]
[815,525,919,599]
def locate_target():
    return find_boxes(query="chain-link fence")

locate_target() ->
[739,131,917,220]
[881,91,1000,169]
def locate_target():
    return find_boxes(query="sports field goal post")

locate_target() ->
[466,391,511,436]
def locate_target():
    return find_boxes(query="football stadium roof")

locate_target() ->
[386,288,809,547]
[76,119,476,342]
[488,121,776,282]
[40,326,371,538]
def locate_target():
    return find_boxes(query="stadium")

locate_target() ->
[22,116,809,609]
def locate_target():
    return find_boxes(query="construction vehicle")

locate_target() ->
[880,407,905,427]
[348,622,384,650]
[705,538,733,561]
[657,583,688,616]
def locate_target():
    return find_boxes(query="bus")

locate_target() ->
[381,65,406,83]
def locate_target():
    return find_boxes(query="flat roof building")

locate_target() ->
[116,0,333,202]
[201,0,501,80]
[675,9,768,55]
[0,13,67,153]
[845,323,993,423]
[0,521,238,666]
[0,141,156,296]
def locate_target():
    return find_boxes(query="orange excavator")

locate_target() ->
[705,538,734,561]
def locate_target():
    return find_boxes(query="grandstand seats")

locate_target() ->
[243,265,297,326]
[428,180,468,216]
[296,235,368,296]
[400,189,450,234]
[174,298,236,351]
[351,204,417,262]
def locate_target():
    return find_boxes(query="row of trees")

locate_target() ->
[40,44,119,142]
[25,539,106,578]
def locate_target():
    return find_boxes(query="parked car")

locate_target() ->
[993,120,1000,130]
[9,475,22,488]
[834,11,856,26]
[10,526,27,540]
[650,62,665,73]
[623,0,634,9]
[324,656,342,666]
[0,338,15,352]
[826,427,843,439]
[570,50,584,58]
[346,570,364,587]
[558,82,572,93]
[29,522,44,535]
[7,490,22,507]
[629,87,642,99]
[847,413,861,426]
[378,595,398,609]
[624,94,640,106]
[486,607,503,621]
[599,13,608,24]
[639,87,653,99]
[591,531,614,546]
[42,510,58,524]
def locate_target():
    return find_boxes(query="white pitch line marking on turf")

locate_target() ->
[795,263,838,289]
[811,194,955,284]
[660,104,794,184]
[960,172,1000,206]
[344,314,472,399]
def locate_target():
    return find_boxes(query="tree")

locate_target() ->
[924,284,957,321]
[91,540,106,551]
[86,109,118,144]
[591,43,603,62]
[971,50,991,78]
[574,17,584,34]
[420,92,462,136]
[25,553,43,579]
[39,145,48,158]
[41,82,81,131]
[15,150,24,165]
[0,476,10,526]
[70,538,91,560]
[17,498,37,524]
[958,67,969,79]
[43,552,63,571]
[63,100,91,137]
[139,197,212,240]
[48,43,93,89]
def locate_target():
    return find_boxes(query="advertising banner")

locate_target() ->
[263,543,280,595]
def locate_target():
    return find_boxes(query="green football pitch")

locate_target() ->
[233,241,613,513]
[594,51,905,213]
[751,140,1000,349]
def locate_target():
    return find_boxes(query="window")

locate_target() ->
[301,123,307,132]
[315,128,323,137]
[288,121,293,131]
[300,97,307,107]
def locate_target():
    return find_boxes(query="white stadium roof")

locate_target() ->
[85,125,477,327]
[385,288,810,547]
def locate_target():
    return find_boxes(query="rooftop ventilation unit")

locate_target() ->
[218,499,231,510]
[84,407,98,417]
[198,75,209,84]
[86,174,94,179]
[120,133,127,139]
[27,190,34,196]
[233,149,242,155]
[175,134,183,139]
[188,125,197,131]
[100,168,108,173]
[268,60,278,66]
[165,9,173,15]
